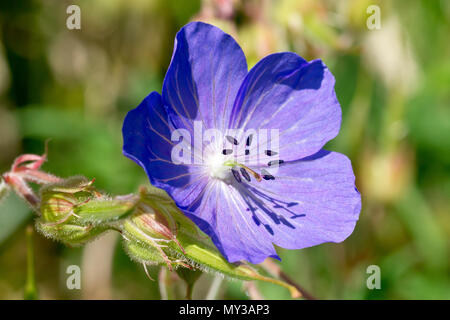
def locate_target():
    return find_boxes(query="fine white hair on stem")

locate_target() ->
[142,263,154,281]
[205,274,224,300]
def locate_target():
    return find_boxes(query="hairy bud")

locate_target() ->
[40,176,137,224]
[37,176,137,245]
[36,221,109,246]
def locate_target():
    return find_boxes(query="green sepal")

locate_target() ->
[123,238,167,265]
[176,268,203,287]
[35,218,109,245]
[39,176,137,225]
[39,176,98,223]
[74,196,137,224]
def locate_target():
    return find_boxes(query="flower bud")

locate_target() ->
[36,220,108,246]
[122,206,190,271]
[39,176,137,225]
[37,176,137,245]
[39,176,96,223]
[74,194,137,224]
[123,237,171,266]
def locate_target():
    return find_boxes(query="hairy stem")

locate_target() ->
[185,283,194,300]
[24,225,38,300]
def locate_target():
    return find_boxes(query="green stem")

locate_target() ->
[24,225,38,300]
[185,283,194,300]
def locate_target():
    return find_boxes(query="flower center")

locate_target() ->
[206,153,230,180]
[203,143,280,184]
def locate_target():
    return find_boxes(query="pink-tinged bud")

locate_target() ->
[40,191,78,224]
[2,173,40,209]
[122,201,189,271]
[136,204,176,241]
[131,203,186,253]
[39,176,97,224]
[9,149,62,185]
[1,149,63,210]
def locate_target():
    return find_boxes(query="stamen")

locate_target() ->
[245,150,250,155]
[222,149,233,155]
[261,169,275,180]
[223,161,262,182]
[265,150,278,156]
[246,134,253,146]
[240,168,251,182]
[268,160,284,167]
[231,168,241,183]
[226,136,239,145]
[240,164,262,182]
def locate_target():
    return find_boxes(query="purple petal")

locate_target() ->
[122,92,208,200]
[162,21,248,133]
[229,53,341,161]
[122,23,360,265]
[178,181,280,263]
[177,150,360,264]
[245,150,361,253]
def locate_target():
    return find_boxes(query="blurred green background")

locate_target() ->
[0,0,449,299]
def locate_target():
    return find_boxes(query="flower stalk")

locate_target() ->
[24,225,38,300]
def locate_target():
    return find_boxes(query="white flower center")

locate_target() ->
[205,153,229,180]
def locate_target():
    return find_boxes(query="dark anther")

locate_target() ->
[246,134,253,146]
[268,160,284,167]
[261,169,275,180]
[240,168,251,182]
[231,168,241,183]
[265,150,278,156]
[226,135,239,145]
[245,149,250,155]
[222,149,233,155]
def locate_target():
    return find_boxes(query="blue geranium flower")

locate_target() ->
[122,22,361,264]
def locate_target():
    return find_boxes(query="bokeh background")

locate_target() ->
[0,0,449,299]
